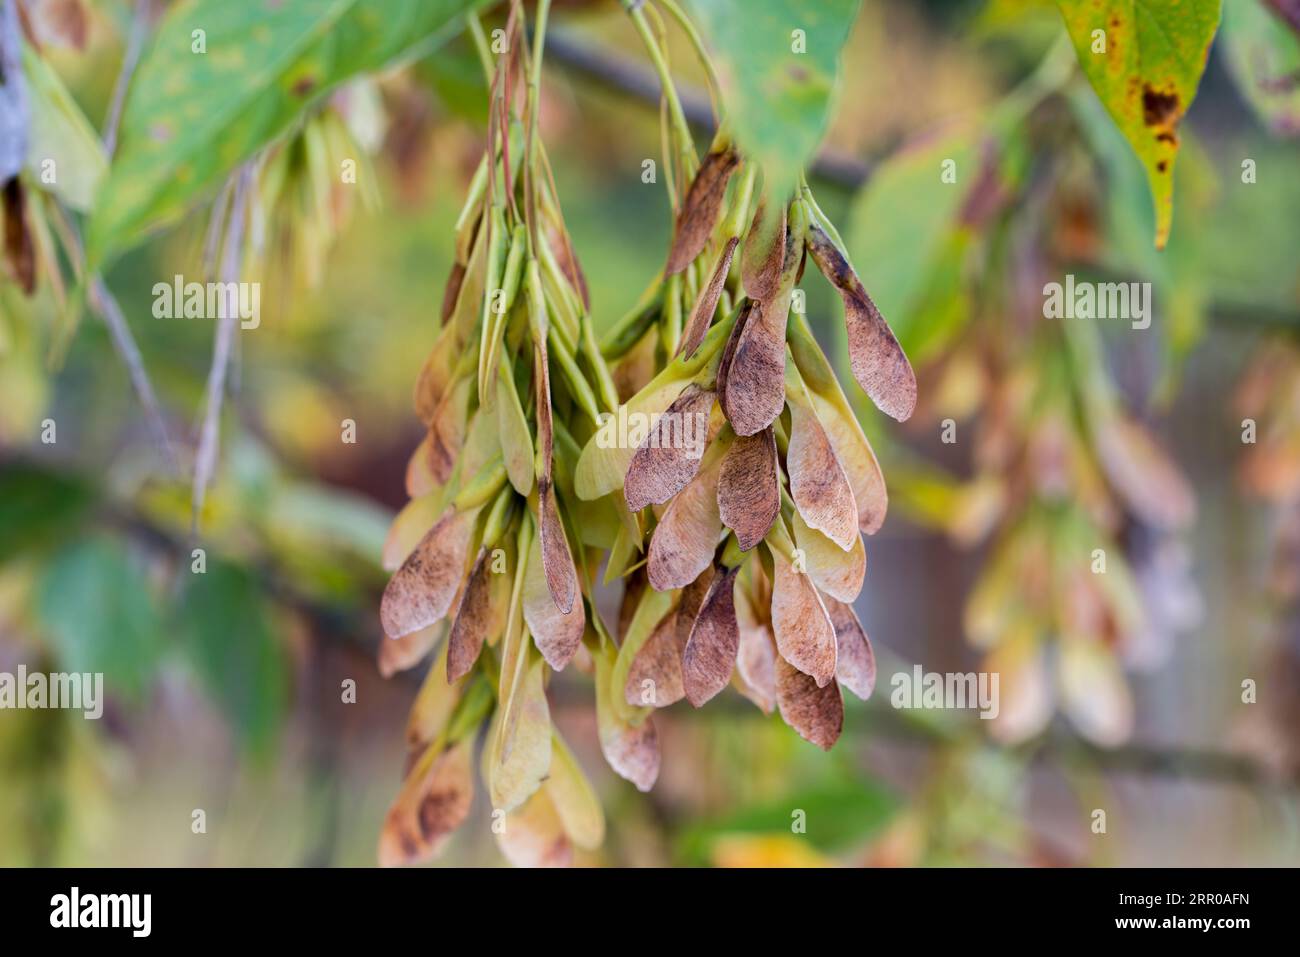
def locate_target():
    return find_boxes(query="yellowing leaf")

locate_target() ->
[1055,0,1222,248]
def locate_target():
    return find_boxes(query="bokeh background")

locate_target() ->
[2,0,1299,866]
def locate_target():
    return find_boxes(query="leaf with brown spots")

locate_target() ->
[623,383,716,512]
[678,237,738,359]
[378,739,474,867]
[665,144,740,275]
[769,545,837,687]
[806,221,916,422]
[380,506,477,639]
[382,492,440,572]
[524,504,585,671]
[774,653,843,751]
[741,199,787,302]
[717,427,780,551]
[681,565,740,706]
[624,609,686,708]
[647,453,723,591]
[786,382,860,551]
[824,596,875,701]
[595,646,660,791]
[1055,0,1222,248]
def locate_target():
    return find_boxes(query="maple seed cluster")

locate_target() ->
[376,3,915,866]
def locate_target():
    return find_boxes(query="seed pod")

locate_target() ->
[717,427,780,551]
[825,596,876,700]
[380,506,478,639]
[623,384,717,512]
[774,654,844,751]
[378,739,474,867]
[769,541,838,687]
[721,202,806,435]
[678,236,738,359]
[665,143,740,275]
[740,199,786,302]
[806,220,916,422]
[681,565,741,706]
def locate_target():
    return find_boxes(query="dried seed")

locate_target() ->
[665,145,740,275]
[678,237,738,359]
[379,620,441,680]
[524,503,584,670]
[735,616,777,714]
[717,427,780,550]
[538,480,578,614]
[426,376,472,483]
[721,296,788,436]
[496,786,574,868]
[740,199,787,302]
[792,509,865,603]
[596,648,660,791]
[440,260,466,325]
[806,221,916,422]
[378,739,474,867]
[647,456,723,591]
[824,596,875,700]
[788,315,889,533]
[681,565,740,706]
[381,493,441,572]
[770,547,838,687]
[625,610,686,707]
[787,395,859,551]
[447,549,503,681]
[774,654,843,751]
[380,507,476,639]
[624,384,716,512]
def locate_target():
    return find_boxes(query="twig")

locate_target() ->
[191,164,253,534]
[103,0,153,157]
[89,275,178,470]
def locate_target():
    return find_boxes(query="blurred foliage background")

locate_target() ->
[1,0,1299,866]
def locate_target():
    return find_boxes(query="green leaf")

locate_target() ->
[0,463,96,566]
[177,559,289,757]
[22,48,107,212]
[1054,0,1222,249]
[37,536,162,696]
[689,0,860,200]
[87,0,484,265]
[1220,0,1300,136]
